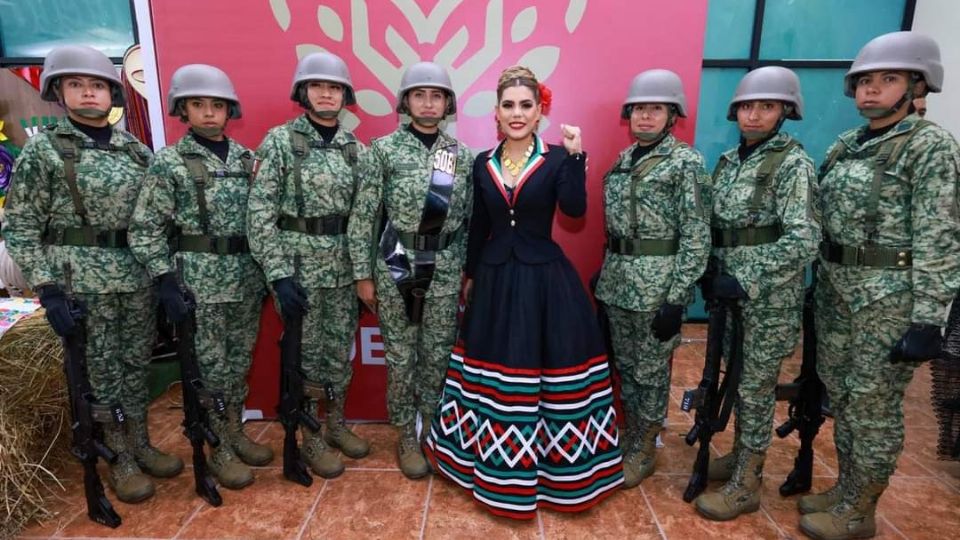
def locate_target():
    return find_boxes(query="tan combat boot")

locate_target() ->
[694,450,765,521]
[799,477,885,540]
[104,422,155,503]
[127,415,184,478]
[708,451,737,481]
[799,454,849,514]
[623,420,659,488]
[708,421,742,482]
[208,414,254,489]
[302,425,345,478]
[397,423,429,479]
[226,405,273,466]
[324,398,370,459]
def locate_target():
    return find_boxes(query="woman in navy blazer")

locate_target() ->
[423,65,623,520]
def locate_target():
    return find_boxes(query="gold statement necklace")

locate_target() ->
[502,140,535,178]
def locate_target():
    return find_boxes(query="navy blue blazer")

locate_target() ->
[465,136,587,277]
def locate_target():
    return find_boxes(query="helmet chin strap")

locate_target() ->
[859,79,915,120]
[411,115,442,128]
[312,109,340,120]
[741,114,785,142]
[71,108,110,120]
[192,125,225,138]
[633,109,676,144]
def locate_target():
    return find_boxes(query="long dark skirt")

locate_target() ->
[424,254,623,520]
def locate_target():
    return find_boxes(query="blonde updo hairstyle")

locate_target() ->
[496,65,541,103]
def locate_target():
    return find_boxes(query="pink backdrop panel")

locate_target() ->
[149,0,709,419]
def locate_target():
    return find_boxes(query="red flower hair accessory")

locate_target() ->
[538,82,552,116]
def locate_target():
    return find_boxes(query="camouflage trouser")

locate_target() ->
[298,284,358,401]
[734,298,801,452]
[816,280,915,484]
[605,304,677,424]
[377,291,459,426]
[196,287,265,409]
[78,287,156,420]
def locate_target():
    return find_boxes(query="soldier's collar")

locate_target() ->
[845,114,922,151]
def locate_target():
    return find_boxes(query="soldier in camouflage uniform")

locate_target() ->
[596,69,711,488]
[247,52,368,478]
[129,64,270,490]
[800,32,960,540]
[3,45,182,503]
[693,66,821,521]
[347,62,473,479]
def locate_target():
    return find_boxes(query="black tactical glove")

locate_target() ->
[889,323,943,363]
[272,277,309,319]
[711,273,748,300]
[157,272,189,323]
[651,302,684,342]
[37,283,77,336]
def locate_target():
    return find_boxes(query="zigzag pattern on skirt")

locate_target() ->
[424,347,624,520]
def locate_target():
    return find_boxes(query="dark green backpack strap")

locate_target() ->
[818,144,847,181]
[863,119,931,243]
[288,126,309,216]
[750,140,799,217]
[627,143,678,233]
[48,133,89,225]
[238,150,255,186]
[181,153,211,234]
[341,131,359,167]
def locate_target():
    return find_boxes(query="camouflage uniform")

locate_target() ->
[816,114,960,486]
[247,114,364,400]
[711,132,820,453]
[597,134,711,427]
[4,120,155,418]
[347,125,473,427]
[129,132,265,409]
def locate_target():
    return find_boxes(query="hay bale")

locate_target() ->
[0,312,71,539]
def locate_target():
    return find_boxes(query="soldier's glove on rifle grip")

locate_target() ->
[272,277,310,319]
[711,274,748,300]
[889,323,943,363]
[651,302,684,342]
[158,272,189,323]
[37,284,76,336]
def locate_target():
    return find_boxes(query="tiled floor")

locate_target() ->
[17,324,960,539]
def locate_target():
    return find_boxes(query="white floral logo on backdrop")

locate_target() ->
[267,0,588,135]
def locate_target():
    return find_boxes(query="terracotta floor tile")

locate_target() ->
[58,473,203,538]
[15,472,86,538]
[642,475,782,539]
[540,486,661,539]
[11,322,960,540]
[656,425,704,476]
[878,476,960,539]
[299,470,428,540]
[340,422,401,470]
[681,323,707,341]
[422,478,540,540]
[175,472,323,540]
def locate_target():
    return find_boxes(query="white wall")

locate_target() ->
[912,0,960,137]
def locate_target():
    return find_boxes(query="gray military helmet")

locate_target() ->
[167,64,242,119]
[621,69,688,119]
[844,31,943,97]
[289,52,356,105]
[727,66,803,120]
[395,62,457,115]
[40,45,125,106]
